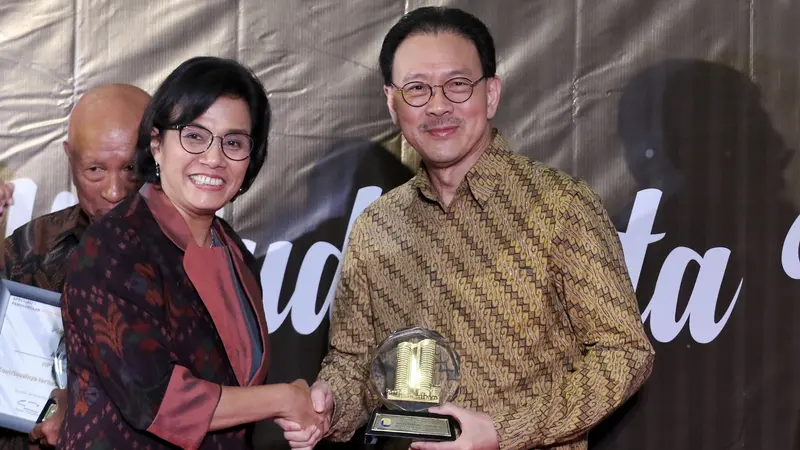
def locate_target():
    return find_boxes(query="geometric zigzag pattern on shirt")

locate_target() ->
[318,130,654,450]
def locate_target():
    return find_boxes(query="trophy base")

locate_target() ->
[365,408,458,444]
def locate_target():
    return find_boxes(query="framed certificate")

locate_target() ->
[0,279,62,433]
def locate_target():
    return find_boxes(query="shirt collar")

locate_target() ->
[48,204,90,250]
[413,128,510,210]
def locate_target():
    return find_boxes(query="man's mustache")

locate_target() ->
[419,118,464,131]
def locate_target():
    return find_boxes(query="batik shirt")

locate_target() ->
[318,130,655,450]
[0,205,88,450]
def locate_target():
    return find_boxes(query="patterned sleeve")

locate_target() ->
[489,180,655,450]
[316,221,380,441]
[62,220,221,450]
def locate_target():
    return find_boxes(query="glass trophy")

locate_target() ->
[36,335,67,424]
[366,327,460,443]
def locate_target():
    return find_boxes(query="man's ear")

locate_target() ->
[485,75,502,120]
[384,85,399,125]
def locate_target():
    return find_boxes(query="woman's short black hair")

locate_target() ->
[134,56,270,201]
[379,7,496,86]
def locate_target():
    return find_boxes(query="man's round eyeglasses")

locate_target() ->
[392,76,486,107]
[167,125,254,161]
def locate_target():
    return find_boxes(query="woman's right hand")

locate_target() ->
[280,380,321,429]
[210,381,322,433]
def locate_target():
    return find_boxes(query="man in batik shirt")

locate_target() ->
[0,83,149,450]
[281,7,655,450]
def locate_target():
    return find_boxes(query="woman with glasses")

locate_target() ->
[58,56,321,449]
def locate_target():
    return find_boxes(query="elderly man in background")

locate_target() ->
[0,83,150,449]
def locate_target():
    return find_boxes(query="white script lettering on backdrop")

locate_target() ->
[7,180,798,344]
[618,189,742,344]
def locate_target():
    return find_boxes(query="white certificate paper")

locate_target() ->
[0,281,62,433]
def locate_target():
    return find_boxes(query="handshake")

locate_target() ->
[276,379,334,449]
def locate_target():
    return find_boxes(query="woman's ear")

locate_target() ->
[150,127,162,164]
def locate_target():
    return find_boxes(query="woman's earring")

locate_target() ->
[155,162,160,179]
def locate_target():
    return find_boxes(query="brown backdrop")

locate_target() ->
[1,1,799,448]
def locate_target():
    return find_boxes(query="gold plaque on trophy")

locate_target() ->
[366,327,460,444]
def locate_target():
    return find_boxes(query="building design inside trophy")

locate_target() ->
[386,339,441,403]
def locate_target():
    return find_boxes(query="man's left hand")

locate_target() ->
[410,403,499,450]
[0,181,14,218]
